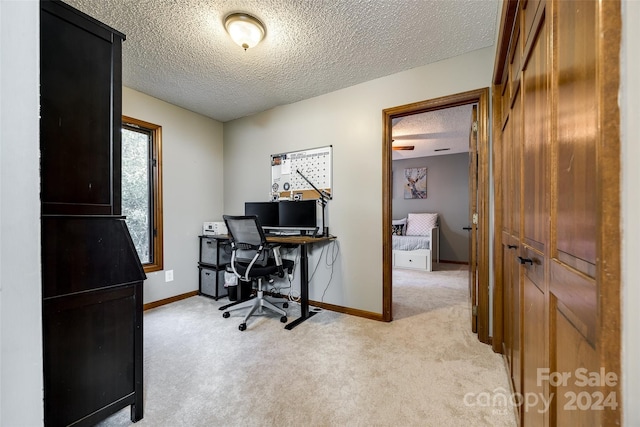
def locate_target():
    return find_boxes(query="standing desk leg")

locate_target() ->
[285,242,317,329]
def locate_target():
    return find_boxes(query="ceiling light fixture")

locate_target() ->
[224,13,265,51]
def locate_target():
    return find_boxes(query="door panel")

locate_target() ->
[554,308,600,426]
[549,260,596,348]
[510,85,522,237]
[469,105,478,332]
[550,2,599,424]
[501,117,511,233]
[502,242,512,362]
[502,232,519,392]
[523,0,542,49]
[523,15,549,253]
[555,0,597,269]
[522,271,545,426]
[509,237,522,398]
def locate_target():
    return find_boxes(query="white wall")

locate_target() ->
[621,1,640,425]
[224,47,495,314]
[392,153,470,262]
[0,1,43,425]
[123,87,224,304]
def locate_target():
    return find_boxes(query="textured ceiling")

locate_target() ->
[392,104,475,159]
[64,0,499,123]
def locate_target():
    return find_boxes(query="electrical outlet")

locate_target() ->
[165,270,174,282]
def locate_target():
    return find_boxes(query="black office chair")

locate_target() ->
[222,215,294,331]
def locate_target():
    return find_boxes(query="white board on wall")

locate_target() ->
[271,145,332,200]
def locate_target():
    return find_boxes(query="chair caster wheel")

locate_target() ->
[239,323,247,331]
[222,311,230,318]
[283,302,289,309]
[280,316,287,323]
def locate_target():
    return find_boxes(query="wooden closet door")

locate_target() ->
[493,0,621,424]
[550,0,599,424]
[521,9,549,426]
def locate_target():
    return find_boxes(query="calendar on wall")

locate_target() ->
[270,145,332,200]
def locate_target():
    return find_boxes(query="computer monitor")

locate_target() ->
[278,200,317,229]
[244,202,279,227]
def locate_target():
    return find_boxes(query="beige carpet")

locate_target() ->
[98,264,516,426]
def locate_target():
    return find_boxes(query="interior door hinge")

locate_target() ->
[472,121,478,133]
[472,305,478,316]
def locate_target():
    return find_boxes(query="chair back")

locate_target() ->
[223,215,269,266]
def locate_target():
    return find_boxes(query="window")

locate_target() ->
[122,116,163,273]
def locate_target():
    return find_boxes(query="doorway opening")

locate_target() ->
[382,88,491,344]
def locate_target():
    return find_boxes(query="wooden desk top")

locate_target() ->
[266,234,334,245]
[201,234,335,245]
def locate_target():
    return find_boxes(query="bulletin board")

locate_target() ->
[270,145,332,200]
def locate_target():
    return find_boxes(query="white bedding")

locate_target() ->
[392,235,432,251]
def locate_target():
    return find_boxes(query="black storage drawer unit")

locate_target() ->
[199,265,227,299]
[198,235,230,300]
[199,235,231,266]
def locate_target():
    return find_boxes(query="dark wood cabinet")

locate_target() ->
[40,0,123,216]
[42,217,144,426]
[40,1,145,425]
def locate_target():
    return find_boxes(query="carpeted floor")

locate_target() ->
[98,263,516,426]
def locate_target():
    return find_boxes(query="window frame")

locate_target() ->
[122,115,163,273]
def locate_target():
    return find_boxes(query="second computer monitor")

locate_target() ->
[278,200,317,229]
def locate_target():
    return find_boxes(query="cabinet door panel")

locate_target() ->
[502,236,514,367]
[43,286,136,426]
[40,5,123,215]
[550,1,602,424]
[510,18,522,94]
[555,0,597,268]
[510,242,522,397]
[501,118,512,233]
[522,273,545,426]
[523,18,549,252]
[510,87,522,237]
[554,307,600,427]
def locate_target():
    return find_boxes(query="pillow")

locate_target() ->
[391,224,405,236]
[392,218,407,236]
[405,213,438,236]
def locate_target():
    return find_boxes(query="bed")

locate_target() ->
[391,213,440,272]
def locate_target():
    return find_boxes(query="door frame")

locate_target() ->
[382,88,491,344]
[469,104,479,333]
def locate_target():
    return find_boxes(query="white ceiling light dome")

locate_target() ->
[224,12,266,51]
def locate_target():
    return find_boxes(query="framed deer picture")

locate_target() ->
[404,167,427,199]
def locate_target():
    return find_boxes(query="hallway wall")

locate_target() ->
[224,47,495,315]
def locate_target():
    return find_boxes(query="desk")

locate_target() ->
[216,234,334,329]
[266,235,334,330]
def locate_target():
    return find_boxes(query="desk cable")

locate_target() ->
[319,239,340,304]
[306,238,340,307]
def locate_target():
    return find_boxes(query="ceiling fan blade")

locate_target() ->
[392,145,415,150]
[392,131,454,140]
